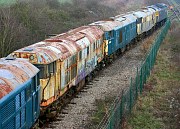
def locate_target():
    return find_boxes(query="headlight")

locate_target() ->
[29,55,34,60]
[13,54,17,58]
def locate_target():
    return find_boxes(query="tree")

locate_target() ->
[0,7,21,57]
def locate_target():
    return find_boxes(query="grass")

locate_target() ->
[126,21,180,129]
[86,97,115,129]
[57,0,73,4]
[0,0,16,6]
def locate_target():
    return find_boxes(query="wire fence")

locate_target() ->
[98,19,171,129]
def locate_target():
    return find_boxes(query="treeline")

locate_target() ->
[0,0,118,57]
[0,0,165,57]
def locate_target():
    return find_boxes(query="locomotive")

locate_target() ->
[0,3,168,129]
[0,58,40,129]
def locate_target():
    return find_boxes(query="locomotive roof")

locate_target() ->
[155,3,168,8]
[133,10,148,18]
[0,58,39,99]
[12,26,103,64]
[147,5,161,11]
[145,7,156,13]
[141,8,153,16]
[111,13,137,26]
[90,20,123,31]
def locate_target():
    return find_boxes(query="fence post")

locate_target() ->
[120,91,123,125]
[136,67,138,99]
[140,66,143,94]
[129,77,132,112]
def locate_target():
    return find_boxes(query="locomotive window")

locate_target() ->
[32,75,39,91]
[65,70,71,85]
[87,46,89,56]
[144,18,146,22]
[137,17,142,24]
[66,59,69,69]
[67,71,70,83]
[93,43,96,52]
[119,31,123,43]
[109,31,113,38]
[35,65,48,79]
[39,68,45,79]
[32,76,36,91]
[71,55,77,65]
[48,62,56,74]
[104,32,108,40]
[100,38,103,45]
[37,74,40,86]
[53,62,56,73]
[68,58,72,68]
[79,51,82,61]
[26,85,31,101]
[71,65,77,79]
[31,77,35,91]
[65,72,68,85]
[96,41,99,48]
[49,63,54,74]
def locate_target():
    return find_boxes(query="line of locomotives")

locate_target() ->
[0,3,168,129]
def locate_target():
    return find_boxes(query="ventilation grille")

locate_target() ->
[3,120,15,129]
[1,100,15,121]
[16,113,20,129]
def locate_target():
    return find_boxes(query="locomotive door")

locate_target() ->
[32,91,39,122]
[123,27,127,48]
[115,30,119,50]
[126,25,130,44]
[26,85,33,128]
[108,30,114,55]
[32,75,40,123]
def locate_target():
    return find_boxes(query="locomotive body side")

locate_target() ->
[90,20,125,56]
[155,3,168,23]
[112,13,137,49]
[11,26,104,108]
[0,58,40,129]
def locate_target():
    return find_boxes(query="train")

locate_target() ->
[0,3,168,129]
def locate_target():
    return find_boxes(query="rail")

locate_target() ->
[98,19,171,129]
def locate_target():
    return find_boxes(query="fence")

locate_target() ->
[98,20,171,129]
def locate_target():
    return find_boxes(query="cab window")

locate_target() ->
[109,31,113,38]
[137,17,142,24]
[35,65,49,79]
[48,62,56,74]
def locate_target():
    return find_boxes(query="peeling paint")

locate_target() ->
[0,58,39,99]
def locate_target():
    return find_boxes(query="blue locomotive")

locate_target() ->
[0,58,40,129]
